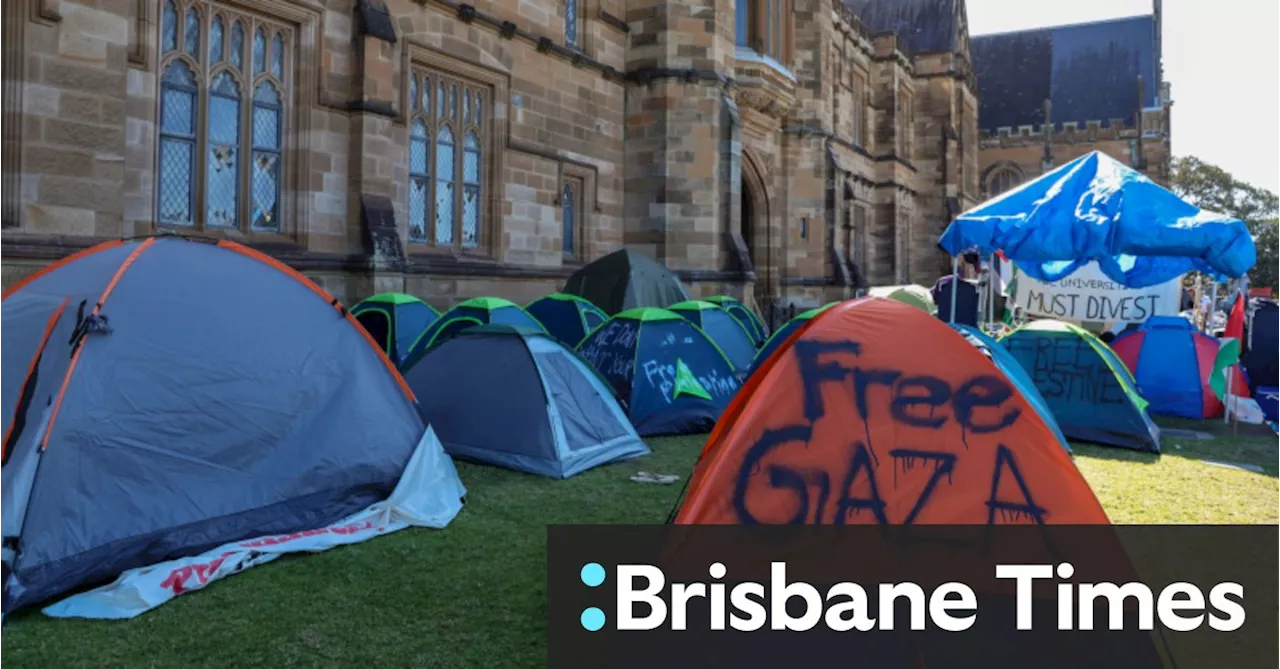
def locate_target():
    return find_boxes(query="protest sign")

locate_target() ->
[1013,262,1182,324]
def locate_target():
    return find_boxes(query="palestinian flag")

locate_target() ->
[1209,338,1250,402]
[999,251,1018,324]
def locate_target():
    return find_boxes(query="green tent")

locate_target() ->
[350,292,440,365]
[703,295,768,346]
[868,284,938,315]
[563,248,690,315]
[401,297,546,371]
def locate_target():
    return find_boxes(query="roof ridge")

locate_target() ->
[972,13,1153,40]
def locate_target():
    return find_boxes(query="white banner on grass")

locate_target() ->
[1014,261,1183,324]
[40,426,466,620]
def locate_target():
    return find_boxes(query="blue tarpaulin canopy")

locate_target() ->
[938,151,1256,288]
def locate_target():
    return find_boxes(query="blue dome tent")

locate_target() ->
[0,237,464,615]
[577,308,740,436]
[525,293,609,349]
[403,325,649,479]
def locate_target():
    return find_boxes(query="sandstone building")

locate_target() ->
[971,6,1172,200]
[2,0,982,317]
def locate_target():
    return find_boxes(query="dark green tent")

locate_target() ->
[563,248,690,315]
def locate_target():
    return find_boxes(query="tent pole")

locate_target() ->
[1224,362,1233,425]
[949,256,959,323]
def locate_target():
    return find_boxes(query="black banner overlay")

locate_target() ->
[547,525,1277,669]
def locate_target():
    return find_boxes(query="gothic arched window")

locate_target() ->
[986,167,1023,198]
[406,66,489,249]
[157,0,290,232]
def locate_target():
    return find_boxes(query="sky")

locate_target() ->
[967,0,1280,196]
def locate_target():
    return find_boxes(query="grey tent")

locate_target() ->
[1,236,463,614]
[403,325,650,478]
[563,248,690,315]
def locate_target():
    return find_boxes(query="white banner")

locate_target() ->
[1014,261,1183,324]
[37,426,466,621]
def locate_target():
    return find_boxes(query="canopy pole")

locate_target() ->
[1207,281,1218,333]
[948,256,959,323]
[987,254,997,327]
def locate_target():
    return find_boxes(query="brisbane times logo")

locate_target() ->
[573,561,1247,634]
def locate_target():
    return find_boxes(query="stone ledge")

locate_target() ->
[733,51,798,121]
[1,233,755,283]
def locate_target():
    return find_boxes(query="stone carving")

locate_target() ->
[734,88,794,120]
[733,59,799,121]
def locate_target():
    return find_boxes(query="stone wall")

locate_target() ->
[977,112,1173,195]
[10,1,132,240]
[2,0,983,312]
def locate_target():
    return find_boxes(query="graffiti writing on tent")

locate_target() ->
[731,339,1051,525]
[579,320,639,381]
[1004,336,1126,405]
[641,359,739,404]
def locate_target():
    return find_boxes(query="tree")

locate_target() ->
[1253,218,1279,291]
[1170,156,1279,290]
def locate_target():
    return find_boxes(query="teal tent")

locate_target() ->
[951,324,1070,453]
[1000,321,1160,453]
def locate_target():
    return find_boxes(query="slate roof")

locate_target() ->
[842,0,966,57]
[971,15,1160,132]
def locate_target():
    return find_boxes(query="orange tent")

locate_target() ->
[675,297,1109,525]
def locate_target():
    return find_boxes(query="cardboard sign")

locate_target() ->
[1014,262,1182,324]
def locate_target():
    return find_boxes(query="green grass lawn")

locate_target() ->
[3,419,1275,667]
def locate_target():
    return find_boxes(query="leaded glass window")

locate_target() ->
[252,82,282,230]
[565,0,578,48]
[253,28,265,75]
[462,131,480,247]
[162,0,178,53]
[562,183,575,256]
[184,8,201,60]
[210,17,223,63]
[156,1,291,234]
[435,125,454,245]
[561,175,585,258]
[206,72,240,227]
[158,60,197,226]
[230,21,244,69]
[407,66,489,250]
[409,117,430,242]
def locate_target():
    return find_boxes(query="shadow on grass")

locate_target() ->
[1070,442,1162,466]
[1158,417,1278,477]
[1073,417,1278,477]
